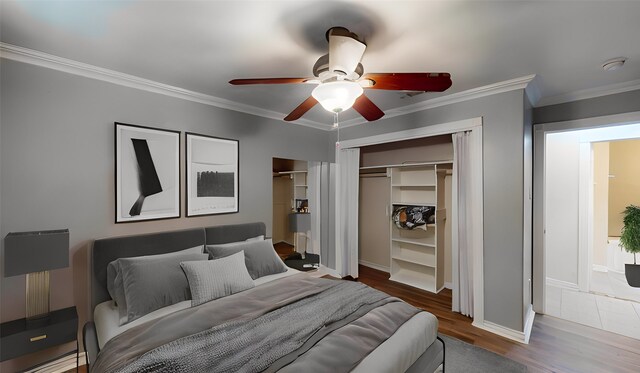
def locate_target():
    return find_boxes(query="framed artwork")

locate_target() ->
[115,122,180,223]
[186,132,239,216]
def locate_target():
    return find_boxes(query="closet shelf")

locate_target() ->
[391,237,435,247]
[392,202,437,207]
[392,256,435,268]
[391,184,436,187]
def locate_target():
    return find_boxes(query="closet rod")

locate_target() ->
[359,173,387,178]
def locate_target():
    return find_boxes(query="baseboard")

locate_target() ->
[358,260,390,273]
[25,351,86,373]
[523,305,536,344]
[444,282,452,289]
[546,277,579,291]
[472,320,529,344]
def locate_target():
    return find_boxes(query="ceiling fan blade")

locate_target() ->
[361,73,452,92]
[284,96,318,121]
[352,94,385,121]
[229,78,310,85]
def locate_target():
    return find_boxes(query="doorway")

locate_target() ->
[272,158,308,258]
[535,117,640,339]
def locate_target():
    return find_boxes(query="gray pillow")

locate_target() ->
[181,251,255,306]
[117,249,208,324]
[206,239,287,280]
[107,245,205,323]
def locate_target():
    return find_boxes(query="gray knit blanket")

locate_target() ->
[92,274,420,373]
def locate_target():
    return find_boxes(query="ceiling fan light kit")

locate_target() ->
[230,27,452,123]
[312,80,364,113]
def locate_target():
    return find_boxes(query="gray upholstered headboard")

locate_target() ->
[90,222,266,312]
[205,222,266,245]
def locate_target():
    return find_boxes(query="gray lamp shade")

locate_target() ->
[4,229,69,277]
[289,213,310,233]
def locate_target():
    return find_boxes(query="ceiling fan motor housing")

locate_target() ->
[327,27,366,78]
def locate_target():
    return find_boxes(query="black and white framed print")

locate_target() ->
[186,133,239,216]
[115,122,180,223]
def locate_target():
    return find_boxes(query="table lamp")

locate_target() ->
[4,229,69,320]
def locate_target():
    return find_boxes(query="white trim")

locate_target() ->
[25,352,86,373]
[0,42,328,131]
[578,142,592,293]
[1,42,538,132]
[535,111,640,134]
[338,117,482,149]
[537,78,640,107]
[472,320,529,344]
[522,305,536,344]
[444,281,453,289]
[358,260,390,273]
[546,277,580,291]
[335,75,536,129]
[525,75,542,107]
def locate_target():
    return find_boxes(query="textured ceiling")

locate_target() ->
[2,0,639,127]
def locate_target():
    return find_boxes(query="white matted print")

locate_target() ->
[115,123,180,223]
[186,133,239,216]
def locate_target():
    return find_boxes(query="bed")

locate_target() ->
[83,222,445,372]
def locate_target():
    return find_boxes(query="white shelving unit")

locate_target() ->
[389,164,450,293]
[292,171,307,202]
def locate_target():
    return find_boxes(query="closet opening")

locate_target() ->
[358,135,454,296]
[272,158,314,266]
[334,117,484,323]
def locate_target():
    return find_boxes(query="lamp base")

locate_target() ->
[26,271,50,320]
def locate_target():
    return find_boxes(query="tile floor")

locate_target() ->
[546,270,640,340]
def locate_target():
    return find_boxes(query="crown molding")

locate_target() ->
[2,42,542,132]
[0,42,330,131]
[537,78,640,107]
[334,74,538,130]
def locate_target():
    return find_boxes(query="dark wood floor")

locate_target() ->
[70,263,640,373]
[274,241,295,260]
[357,264,640,373]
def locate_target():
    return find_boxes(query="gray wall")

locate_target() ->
[0,59,330,371]
[339,90,527,332]
[533,89,640,124]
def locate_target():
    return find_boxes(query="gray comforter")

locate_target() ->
[92,274,422,373]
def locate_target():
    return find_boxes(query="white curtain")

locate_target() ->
[452,130,482,318]
[336,147,360,278]
[308,161,321,255]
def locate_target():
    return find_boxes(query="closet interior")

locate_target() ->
[358,135,454,293]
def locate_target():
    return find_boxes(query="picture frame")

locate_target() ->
[115,122,180,223]
[186,132,239,216]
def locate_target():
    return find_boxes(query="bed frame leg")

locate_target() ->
[436,335,445,373]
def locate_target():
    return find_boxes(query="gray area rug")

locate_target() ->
[436,334,528,373]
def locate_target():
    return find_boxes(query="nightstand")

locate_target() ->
[1,306,78,367]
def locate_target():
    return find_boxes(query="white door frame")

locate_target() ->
[336,117,484,325]
[533,111,640,313]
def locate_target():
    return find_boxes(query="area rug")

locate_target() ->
[436,334,528,373]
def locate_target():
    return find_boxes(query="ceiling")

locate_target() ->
[2,0,639,128]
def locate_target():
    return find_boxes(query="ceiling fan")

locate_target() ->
[230,27,452,123]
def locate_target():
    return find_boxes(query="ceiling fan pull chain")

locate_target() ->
[335,112,341,148]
